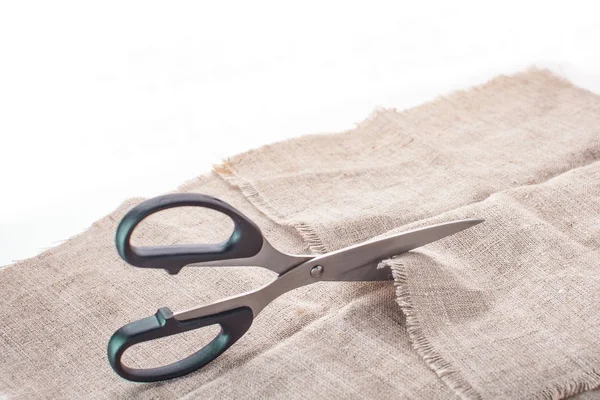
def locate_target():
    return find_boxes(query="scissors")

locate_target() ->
[108,193,482,382]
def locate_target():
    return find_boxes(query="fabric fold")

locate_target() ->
[215,69,600,256]
[380,161,600,399]
[215,68,600,398]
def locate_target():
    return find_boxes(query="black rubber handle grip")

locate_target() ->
[108,306,254,382]
[116,193,264,274]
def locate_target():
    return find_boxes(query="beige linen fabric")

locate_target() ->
[1,68,599,399]
[214,69,600,398]
[0,173,454,399]
[215,69,600,255]
[381,161,600,398]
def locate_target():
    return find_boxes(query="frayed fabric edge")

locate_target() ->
[381,257,600,400]
[535,369,600,400]
[214,161,328,254]
[381,257,483,400]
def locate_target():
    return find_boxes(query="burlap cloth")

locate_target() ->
[1,69,599,399]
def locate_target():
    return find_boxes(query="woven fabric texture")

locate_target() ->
[0,174,453,399]
[215,69,600,399]
[1,68,599,399]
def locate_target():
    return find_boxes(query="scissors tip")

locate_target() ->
[457,218,484,229]
[436,218,483,237]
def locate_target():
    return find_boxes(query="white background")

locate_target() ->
[1,1,599,266]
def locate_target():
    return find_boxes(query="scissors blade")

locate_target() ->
[320,218,483,282]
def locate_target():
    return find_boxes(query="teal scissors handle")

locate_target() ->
[108,306,254,382]
[115,193,264,275]
[109,193,311,382]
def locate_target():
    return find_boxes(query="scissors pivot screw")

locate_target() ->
[310,265,324,278]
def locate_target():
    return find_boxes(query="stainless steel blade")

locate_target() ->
[319,218,483,281]
[175,218,482,321]
[329,261,394,281]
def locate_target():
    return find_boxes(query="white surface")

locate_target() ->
[1,1,600,266]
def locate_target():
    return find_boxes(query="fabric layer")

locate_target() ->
[382,161,600,399]
[216,69,600,399]
[216,69,600,255]
[0,174,453,399]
